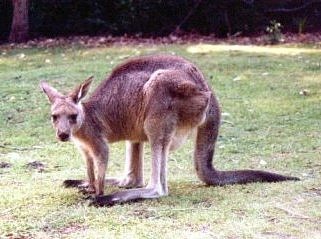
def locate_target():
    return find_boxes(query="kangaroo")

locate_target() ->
[40,54,299,206]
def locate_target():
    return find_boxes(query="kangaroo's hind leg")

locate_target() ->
[106,141,144,188]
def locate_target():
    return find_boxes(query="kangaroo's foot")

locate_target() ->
[88,194,143,207]
[63,179,95,194]
[105,176,144,188]
[89,187,164,207]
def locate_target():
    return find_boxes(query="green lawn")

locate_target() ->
[0,43,320,239]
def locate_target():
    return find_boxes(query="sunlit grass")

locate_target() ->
[187,44,321,55]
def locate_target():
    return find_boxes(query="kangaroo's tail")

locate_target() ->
[194,95,299,186]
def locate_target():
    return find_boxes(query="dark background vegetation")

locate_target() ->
[1,0,321,42]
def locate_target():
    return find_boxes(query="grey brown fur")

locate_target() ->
[41,55,299,206]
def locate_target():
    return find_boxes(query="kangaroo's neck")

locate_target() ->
[72,100,112,142]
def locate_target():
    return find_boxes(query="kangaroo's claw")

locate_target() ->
[63,179,86,188]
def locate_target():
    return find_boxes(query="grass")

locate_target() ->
[0,43,320,239]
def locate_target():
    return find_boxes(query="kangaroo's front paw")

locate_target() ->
[63,179,95,194]
[89,195,118,207]
[63,179,86,188]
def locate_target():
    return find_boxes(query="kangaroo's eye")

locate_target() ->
[51,114,58,121]
[69,114,78,123]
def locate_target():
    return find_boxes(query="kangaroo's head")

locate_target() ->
[40,77,93,142]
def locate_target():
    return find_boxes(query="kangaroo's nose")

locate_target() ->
[58,132,70,141]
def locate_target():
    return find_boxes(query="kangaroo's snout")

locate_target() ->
[57,132,70,142]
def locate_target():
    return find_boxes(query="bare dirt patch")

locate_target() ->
[58,223,87,235]
[0,162,12,168]
[25,161,45,172]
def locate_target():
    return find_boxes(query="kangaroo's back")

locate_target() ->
[90,55,208,98]
[83,55,211,141]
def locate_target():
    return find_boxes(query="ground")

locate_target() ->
[0,41,320,238]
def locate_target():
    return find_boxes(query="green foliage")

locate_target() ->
[266,20,283,44]
[0,43,320,238]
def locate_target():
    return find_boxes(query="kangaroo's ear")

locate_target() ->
[40,81,63,104]
[69,76,94,103]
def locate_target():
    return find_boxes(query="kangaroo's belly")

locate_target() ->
[169,128,195,151]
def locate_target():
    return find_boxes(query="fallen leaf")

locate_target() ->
[233,76,241,81]
[299,89,309,96]
[259,159,267,165]
[18,53,26,59]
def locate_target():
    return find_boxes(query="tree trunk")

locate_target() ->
[9,0,29,43]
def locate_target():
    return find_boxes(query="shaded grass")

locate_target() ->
[0,43,320,238]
